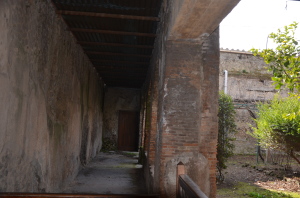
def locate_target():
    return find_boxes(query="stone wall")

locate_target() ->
[0,0,104,192]
[219,50,288,154]
[102,87,140,151]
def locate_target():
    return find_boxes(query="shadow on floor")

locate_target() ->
[64,151,146,194]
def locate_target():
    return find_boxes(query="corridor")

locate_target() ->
[63,152,146,194]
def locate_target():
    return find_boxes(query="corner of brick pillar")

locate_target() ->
[199,27,220,198]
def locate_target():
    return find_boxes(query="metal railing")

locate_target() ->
[176,162,208,198]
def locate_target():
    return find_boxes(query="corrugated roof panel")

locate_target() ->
[53,0,162,17]
[63,15,158,33]
[86,54,151,62]
[81,45,152,55]
[73,32,156,46]
[51,0,162,88]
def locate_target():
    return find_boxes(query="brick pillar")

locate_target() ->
[154,29,219,198]
[199,28,220,198]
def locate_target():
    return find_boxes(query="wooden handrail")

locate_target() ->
[0,193,159,198]
[176,162,208,198]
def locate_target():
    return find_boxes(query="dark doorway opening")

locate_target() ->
[118,111,139,151]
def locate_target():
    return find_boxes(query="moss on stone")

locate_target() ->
[102,137,117,151]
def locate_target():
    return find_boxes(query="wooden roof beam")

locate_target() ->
[97,71,146,74]
[70,28,156,37]
[103,79,144,83]
[91,60,149,65]
[101,76,146,80]
[56,10,160,21]
[86,51,152,58]
[78,41,154,49]
[95,66,147,70]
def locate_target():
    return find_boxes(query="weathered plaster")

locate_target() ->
[167,0,240,40]
[0,0,103,192]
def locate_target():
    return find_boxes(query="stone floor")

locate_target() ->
[63,152,146,194]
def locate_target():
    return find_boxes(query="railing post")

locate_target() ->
[176,162,185,198]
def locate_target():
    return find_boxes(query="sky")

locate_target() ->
[220,0,300,51]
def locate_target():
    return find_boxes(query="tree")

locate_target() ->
[252,95,300,165]
[250,22,300,165]
[250,22,300,92]
[217,92,237,182]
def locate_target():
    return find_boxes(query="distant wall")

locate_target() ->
[219,50,288,154]
[0,0,104,192]
[102,87,140,150]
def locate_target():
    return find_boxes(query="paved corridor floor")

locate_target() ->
[63,152,147,194]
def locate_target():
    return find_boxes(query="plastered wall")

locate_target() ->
[0,0,104,192]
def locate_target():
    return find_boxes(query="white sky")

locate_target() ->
[220,0,300,51]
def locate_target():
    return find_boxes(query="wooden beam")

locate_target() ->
[104,79,144,83]
[86,51,152,58]
[97,71,146,74]
[105,84,142,88]
[91,60,149,65]
[101,73,146,77]
[70,28,156,37]
[95,66,147,71]
[56,10,160,21]
[101,75,146,79]
[78,41,154,49]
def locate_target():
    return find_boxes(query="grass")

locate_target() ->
[217,182,300,198]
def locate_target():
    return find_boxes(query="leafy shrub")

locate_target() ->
[217,92,237,182]
[251,94,300,164]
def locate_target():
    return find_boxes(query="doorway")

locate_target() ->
[118,111,139,151]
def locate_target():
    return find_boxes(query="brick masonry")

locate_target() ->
[142,27,220,197]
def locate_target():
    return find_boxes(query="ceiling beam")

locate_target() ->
[95,66,147,70]
[101,75,146,79]
[91,60,149,65]
[97,71,146,74]
[104,79,144,83]
[78,41,154,49]
[86,51,152,58]
[70,28,156,37]
[104,83,142,88]
[57,10,160,21]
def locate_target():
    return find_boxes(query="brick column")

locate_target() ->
[154,29,219,198]
[199,28,220,198]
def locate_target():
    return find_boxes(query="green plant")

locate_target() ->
[242,69,248,74]
[217,182,300,198]
[102,137,117,151]
[217,91,237,182]
[250,22,300,92]
[248,191,293,198]
[251,94,300,165]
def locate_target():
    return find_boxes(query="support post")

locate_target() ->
[176,162,185,198]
